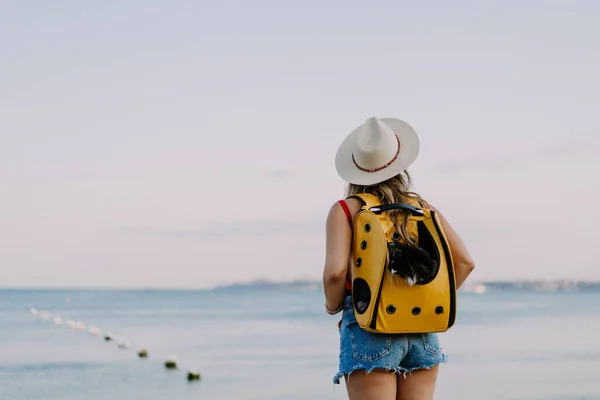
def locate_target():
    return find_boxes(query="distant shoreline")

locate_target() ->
[2,279,600,292]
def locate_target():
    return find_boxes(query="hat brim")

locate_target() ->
[335,118,420,186]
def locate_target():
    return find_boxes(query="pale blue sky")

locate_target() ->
[2,1,599,288]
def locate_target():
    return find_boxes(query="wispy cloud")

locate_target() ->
[431,140,599,174]
[268,168,293,179]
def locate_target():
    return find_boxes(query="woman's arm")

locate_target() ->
[428,204,475,289]
[322,202,353,314]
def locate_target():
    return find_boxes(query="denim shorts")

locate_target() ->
[333,296,447,384]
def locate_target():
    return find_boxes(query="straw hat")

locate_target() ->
[335,117,420,185]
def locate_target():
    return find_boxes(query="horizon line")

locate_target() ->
[1,278,599,291]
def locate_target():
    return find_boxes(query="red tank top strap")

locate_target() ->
[338,199,352,226]
[338,200,353,294]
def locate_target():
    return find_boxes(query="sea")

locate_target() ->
[1,282,599,400]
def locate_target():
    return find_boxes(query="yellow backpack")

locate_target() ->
[348,193,457,334]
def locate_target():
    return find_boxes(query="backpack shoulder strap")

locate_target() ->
[338,193,381,227]
[347,193,381,209]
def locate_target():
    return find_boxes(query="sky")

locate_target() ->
[1,1,599,288]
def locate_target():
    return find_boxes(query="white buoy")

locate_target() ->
[54,317,63,325]
[39,312,51,320]
[75,322,86,330]
[89,326,100,336]
[474,284,487,294]
[65,320,77,329]
[117,341,130,349]
[30,308,38,316]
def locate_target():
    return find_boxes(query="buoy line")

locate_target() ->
[29,307,202,382]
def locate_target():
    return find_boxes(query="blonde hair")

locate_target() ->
[345,171,424,246]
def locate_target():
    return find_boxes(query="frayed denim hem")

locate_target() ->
[397,352,448,379]
[333,353,448,384]
[333,365,404,385]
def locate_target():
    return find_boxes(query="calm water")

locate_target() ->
[1,285,599,400]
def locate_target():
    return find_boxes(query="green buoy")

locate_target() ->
[164,357,177,369]
[187,371,201,381]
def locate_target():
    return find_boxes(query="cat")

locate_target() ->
[387,242,438,286]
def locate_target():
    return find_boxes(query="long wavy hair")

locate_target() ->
[345,170,424,246]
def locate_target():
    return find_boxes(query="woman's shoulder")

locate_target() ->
[326,197,363,224]
[329,197,363,213]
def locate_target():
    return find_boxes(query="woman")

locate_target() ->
[323,117,475,400]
